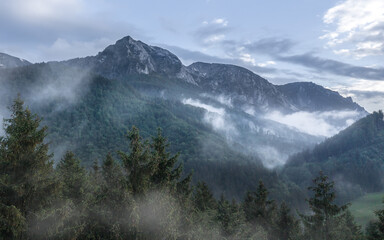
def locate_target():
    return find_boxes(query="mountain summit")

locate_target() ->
[75,36,183,79]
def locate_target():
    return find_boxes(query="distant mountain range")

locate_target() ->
[0,36,373,201]
[64,36,365,114]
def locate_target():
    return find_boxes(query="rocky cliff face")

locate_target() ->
[63,36,366,114]
[186,62,294,112]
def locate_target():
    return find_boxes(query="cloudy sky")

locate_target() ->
[0,0,383,112]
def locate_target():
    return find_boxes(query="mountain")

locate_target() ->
[277,82,365,112]
[0,36,369,200]
[282,111,384,202]
[185,62,294,112]
[0,52,31,69]
[68,36,365,115]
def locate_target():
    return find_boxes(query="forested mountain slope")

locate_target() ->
[0,36,369,200]
[283,111,384,202]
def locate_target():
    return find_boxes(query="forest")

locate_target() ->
[1,97,384,240]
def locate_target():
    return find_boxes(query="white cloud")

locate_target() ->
[182,98,237,136]
[265,110,361,137]
[257,60,276,67]
[239,53,256,65]
[196,18,229,46]
[212,18,228,27]
[6,0,83,22]
[322,0,384,58]
[204,34,225,44]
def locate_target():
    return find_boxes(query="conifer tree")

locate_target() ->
[193,181,217,212]
[50,151,89,239]
[0,97,57,238]
[119,126,154,195]
[275,202,299,240]
[57,151,88,204]
[301,171,349,240]
[243,180,276,232]
[84,153,131,239]
[150,128,182,190]
[216,195,244,237]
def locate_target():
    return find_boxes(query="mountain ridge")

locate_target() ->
[0,35,377,202]
[56,35,366,114]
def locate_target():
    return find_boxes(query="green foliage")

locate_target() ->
[284,111,384,204]
[300,172,361,240]
[57,151,88,204]
[350,192,384,228]
[0,204,25,239]
[119,126,154,195]
[151,128,182,190]
[0,97,58,238]
[0,98,368,240]
[275,202,300,240]
[193,182,217,212]
[216,195,244,237]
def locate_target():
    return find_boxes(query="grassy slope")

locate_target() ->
[350,192,384,227]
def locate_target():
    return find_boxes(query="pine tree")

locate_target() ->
[243,180,276,233]
[300,171,349,240]
[275,202,299,240]
[47,151,90,239]
[119,126,155,196]
[150,128,182,190]
[57,151,88,204]
[0,97,57,238]
[216,195,244,237]
[84,153,131,239]
[193,181,217,212]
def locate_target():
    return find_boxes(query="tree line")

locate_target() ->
[1,97,383,239]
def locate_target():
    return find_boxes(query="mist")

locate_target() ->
[179,92,368,169]
[182,98,238,139]
[264,110,364,137]
[181,96,323,168]
[0,63,93,161]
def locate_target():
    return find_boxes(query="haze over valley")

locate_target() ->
[1,1,384,239]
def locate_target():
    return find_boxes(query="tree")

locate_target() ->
[243,181,276,233]
[193,181,217,212]
[51,151,89,238]
[119,126,155,196]
[57,151,88,204]
[275,202,300,240]
[150,128,182,190]
[300,171,349,240]
[83,153,132,239]
[366,201,384,240]
[0,96,57,238]
[216,195,245,237]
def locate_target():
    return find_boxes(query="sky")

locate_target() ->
[0,0,383,112]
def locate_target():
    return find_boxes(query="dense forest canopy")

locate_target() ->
[1,97,383,239]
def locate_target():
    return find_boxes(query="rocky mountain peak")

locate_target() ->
[94,36,183,78]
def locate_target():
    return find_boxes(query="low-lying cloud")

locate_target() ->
[182,98,237,137]
[264,110,362,137]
